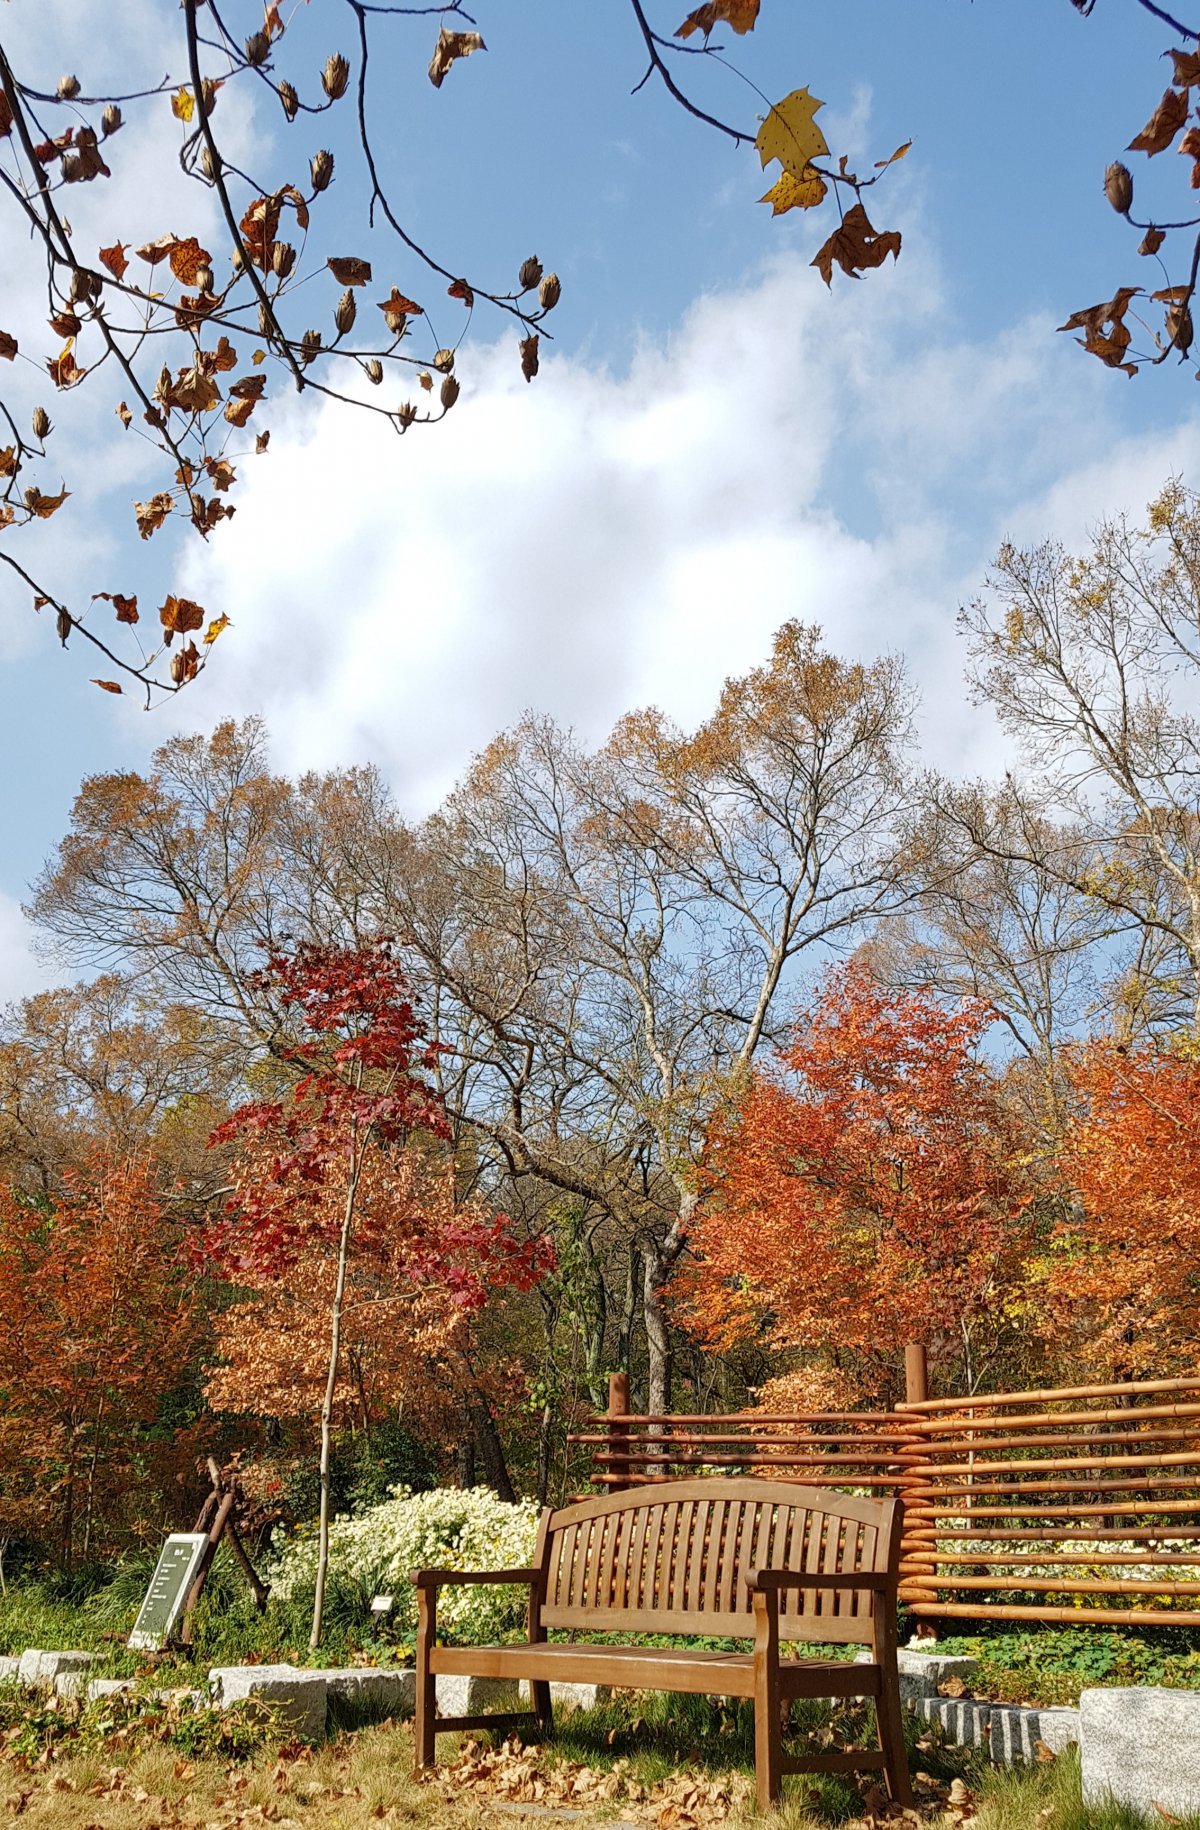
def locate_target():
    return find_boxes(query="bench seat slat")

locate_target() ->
[427,1639,883,1700]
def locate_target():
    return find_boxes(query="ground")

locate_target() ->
[0,1686,1187,1830]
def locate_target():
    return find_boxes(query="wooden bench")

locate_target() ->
[411,1477,912,1811]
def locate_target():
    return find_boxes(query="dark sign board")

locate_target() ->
[128,1533,209,1651]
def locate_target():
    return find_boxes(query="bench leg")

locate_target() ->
[752,1594,782,1811]
[414,1589,437,1773]
[875,1681,912,1808]
[530,1679,552,1732]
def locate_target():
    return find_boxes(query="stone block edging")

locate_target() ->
[1080,1686,1200,1818]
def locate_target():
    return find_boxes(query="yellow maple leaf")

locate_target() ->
[759,166,828,214]
[203,613,231,646]
[172,85,195,123]
[756,88,830,181]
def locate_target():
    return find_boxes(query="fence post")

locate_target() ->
[904,1343,928,1405]
[607,1371,632,1492]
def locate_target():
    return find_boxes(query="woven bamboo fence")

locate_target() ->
[571,1359,1200,1627]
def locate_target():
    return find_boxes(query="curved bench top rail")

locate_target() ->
[548,1477,891,1531]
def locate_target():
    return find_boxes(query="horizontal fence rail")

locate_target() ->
[569,1365,1200,1628]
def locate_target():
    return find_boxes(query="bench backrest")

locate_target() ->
[536,1477,898,1646]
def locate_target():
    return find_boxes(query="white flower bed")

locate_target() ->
[271,1486,542,1641]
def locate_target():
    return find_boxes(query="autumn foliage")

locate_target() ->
[1050,1039,1200,1375]
[0,1151,198,1564]
[680,967,1035,1394]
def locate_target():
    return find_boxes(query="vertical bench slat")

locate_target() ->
[628,1501,651,1610]
[780,1502,808,1630]
[704,1499,727,1616]
[687,1498,711,1614]
[554,1523,576,1611]
[611,1505,634,1611]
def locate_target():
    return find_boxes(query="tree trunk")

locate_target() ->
[310,1162,359,1650]
[536,1400,554,1507]
[643,1250,673,1420]
[469,1393,515,1502]
[617,1242,640,1379]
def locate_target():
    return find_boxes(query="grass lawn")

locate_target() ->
[1,1684,1198,1830]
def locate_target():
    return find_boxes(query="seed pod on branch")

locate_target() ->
[195,265,214,293]
[1105,161,1133,214]
[396,401,417,431]
[364,357,383,384]
[538,271,561,312]
[519,255,543,292]
[31,406,51,440]
[440,374,460,410]
[57,74,80,100]
[245,31,271,67]
[300,327,322,365]
[272,240,296,280]
[311,149,334,192]
[101,103,122,136]
[1168,301,1194,357]
[322,54,350,101]
[335,289,356,335]
[278,80,299,121]
[200,143,220,181]
[56,607,71,645]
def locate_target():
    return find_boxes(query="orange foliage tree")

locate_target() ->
[0,1150,198,1566]
[1051,1038,1200,1375]
[678,966,1036,1398]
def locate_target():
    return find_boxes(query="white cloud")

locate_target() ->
[176,231,1200,815]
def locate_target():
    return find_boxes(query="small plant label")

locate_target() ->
[128,1533,210,1650]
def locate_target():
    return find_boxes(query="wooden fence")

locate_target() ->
[570,1358,1200,1628]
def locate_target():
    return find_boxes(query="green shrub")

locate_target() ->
[269,1485,541,1643]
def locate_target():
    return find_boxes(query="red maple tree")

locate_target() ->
[206,940,549,1643]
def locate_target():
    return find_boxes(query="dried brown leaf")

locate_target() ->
[428,26,486,87]
[328,256,373,287]
[811,201,901,284]
[677,0,759,37]
[1129,86,1189,155]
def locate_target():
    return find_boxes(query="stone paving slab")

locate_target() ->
[325,1667,415,1719]
[520,1681,611,1714]
[208,1664,328,1742]
[0,1656,20,1686]
[86,1678,135,1703]
[436,1673,522,1717]
[917,1696,992,1750]
[855,1649,980,1706]
[989,1705,1079,1766]
[17,1650,97,1689]
[1081,1686,1200,1817]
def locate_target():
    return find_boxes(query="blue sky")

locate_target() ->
[3,0,1199,995]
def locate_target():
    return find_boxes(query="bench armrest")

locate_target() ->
[410,1567,540,1590]
[744,1568,890,1595]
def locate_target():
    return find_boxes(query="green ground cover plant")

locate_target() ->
[933,1626,1200,1707]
